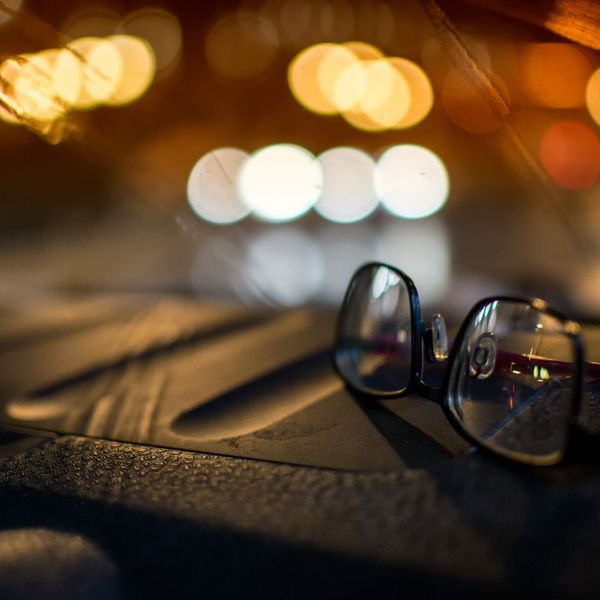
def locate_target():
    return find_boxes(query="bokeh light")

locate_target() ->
[68,37,124,109]
[540,120,600,191]
[205,12,279,81]
[289,42,433,132]
[240,144,323,222]
[0,0,23,26]
[120,8,182,76]
[105,35,156,106]
[586,69,600,127]
[521,43,593,108]
[187,148,250,225]
[288,43,347,115]
[332,55,368,112]
[375,144,449,219]
[357,59,411,127]
[318,44,360,108]
[386,57,433,129]
[315,147,378,223]
[63,7,120,38]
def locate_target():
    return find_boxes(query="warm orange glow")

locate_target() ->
[586,69,600,127]
[288,43,341,115]
[318,44,360,109]
[386,58,433,129]
[441,69,503,134]
[289,42,434,132]
[333,58,367,112]
[105,35,155,105]
[342,106,386,132]
[358,59,410,128]
[540,120,600,191]
[521,43,593,108]
[68,37,124,109]
[205,13,278,81]
[121,8,182,76]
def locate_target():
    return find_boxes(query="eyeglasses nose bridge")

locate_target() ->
[424,313,448,363]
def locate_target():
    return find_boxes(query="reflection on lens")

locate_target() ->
[446,299,576,465]
[317,222,376,304]
[376,218,450,304]
[242,227,323,307]
[336,264,413,394]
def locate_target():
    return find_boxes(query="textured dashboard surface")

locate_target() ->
[1,435,600,599]
[0,294,600,599]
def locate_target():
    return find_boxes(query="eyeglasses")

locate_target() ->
[334,262,598,466]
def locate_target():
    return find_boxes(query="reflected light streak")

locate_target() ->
[240,144,323,222]
[375,144,449,219]
[586,69,600,127]
[0,0,22,26]
[206,13,279,81]
[521,43,592,108]
[540,120,600,191]
[3,55,65,122]
[187,148,250,225]
[315,147,378,223]
[442,69,503,134]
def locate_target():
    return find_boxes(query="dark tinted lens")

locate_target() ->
[335,264,413,394]
[446,300,576,465]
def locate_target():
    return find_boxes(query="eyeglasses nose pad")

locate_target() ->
[425,313,448,363]
[469,333,497,379]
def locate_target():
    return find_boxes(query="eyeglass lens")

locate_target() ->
[336,265,413,394]
[446,300,576,465]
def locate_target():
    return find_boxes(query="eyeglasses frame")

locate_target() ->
[334,261,587,465]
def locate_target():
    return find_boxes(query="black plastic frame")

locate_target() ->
[333,262,435,402]
[440,296,585,466]
[334,262,587,466]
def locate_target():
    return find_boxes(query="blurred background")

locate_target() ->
[1,0,599,322]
